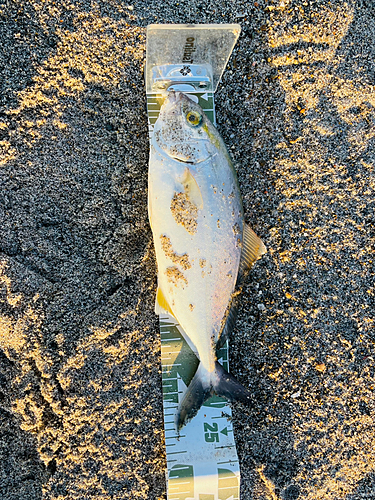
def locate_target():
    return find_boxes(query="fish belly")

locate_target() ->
[148,147,243,373]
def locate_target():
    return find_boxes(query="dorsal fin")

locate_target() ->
[216,224,266,350]
[238,223,266,283]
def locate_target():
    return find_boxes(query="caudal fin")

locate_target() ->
[175,361,251,431]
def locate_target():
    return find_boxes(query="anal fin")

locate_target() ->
[155,286,175,318]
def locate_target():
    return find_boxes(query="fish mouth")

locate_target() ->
[161,91,193,110]
[170,153,213,165]
[161,90,182,107]
[168,90,182,101]
[170,156,195,164]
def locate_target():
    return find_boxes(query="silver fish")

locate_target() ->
[148,92,266,429]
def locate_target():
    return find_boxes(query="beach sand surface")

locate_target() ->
[0,0,374,498]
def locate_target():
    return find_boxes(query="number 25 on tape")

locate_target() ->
[204,422,219,443]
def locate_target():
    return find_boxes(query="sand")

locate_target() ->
[0,0,374,498]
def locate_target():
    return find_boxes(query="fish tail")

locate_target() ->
[212,361,252,405]
[175,361,251,431]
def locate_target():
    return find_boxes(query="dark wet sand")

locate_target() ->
[0,0,374,498]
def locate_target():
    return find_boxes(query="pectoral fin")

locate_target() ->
[180,167,203,209]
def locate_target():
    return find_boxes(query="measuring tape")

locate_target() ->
[145,24,242,499]
[146,91,241,500]
[159,313,240,500]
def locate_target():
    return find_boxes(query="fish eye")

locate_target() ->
[186,110,202,127]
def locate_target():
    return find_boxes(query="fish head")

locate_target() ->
[153,92,225,164]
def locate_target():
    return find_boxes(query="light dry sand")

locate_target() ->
[0,0,374,499]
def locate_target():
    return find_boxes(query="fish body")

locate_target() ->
[148,92,265,429]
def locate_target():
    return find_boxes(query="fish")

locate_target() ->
[148,91,266,430]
